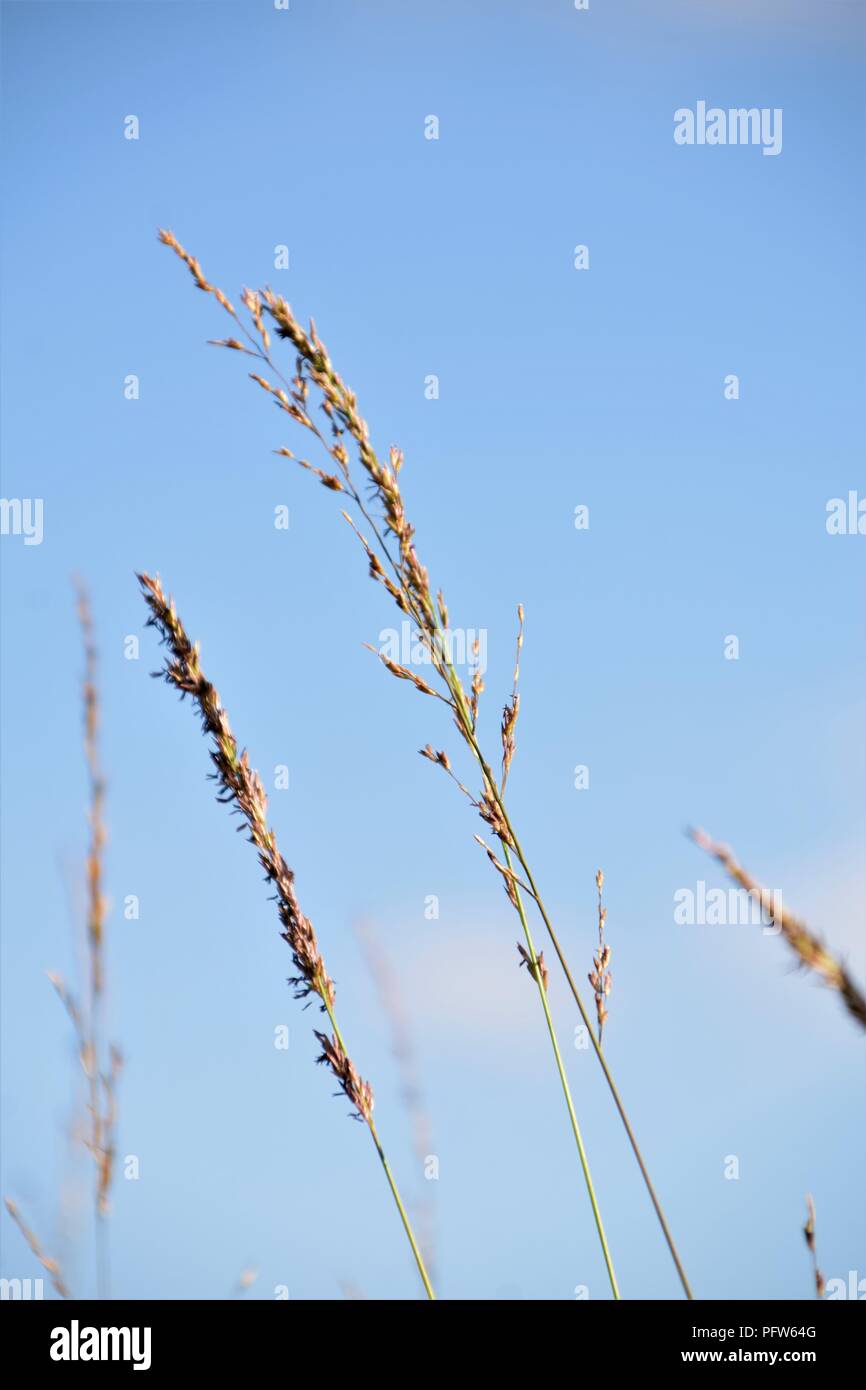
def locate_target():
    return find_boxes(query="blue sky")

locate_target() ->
[1,0,864,1300]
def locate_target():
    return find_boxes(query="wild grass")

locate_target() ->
[137,572,435,1300]
[156,228,691,1298]
[6,240,861,1303]
[5,250,860,1302]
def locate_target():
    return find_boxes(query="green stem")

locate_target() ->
[437,645,692,1300]
[366,1119,435,1301]
[436,645,618,1292]
[321,997,436,1301]
[504,819,693,1299]
[504,846,620,1299]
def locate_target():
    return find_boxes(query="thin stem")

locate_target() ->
[367,1121,435,1300]
[431,636,621,1290]
[441,653,692,1300]
[435,638,618,1292]
[504,810,693,1299]
[321,996,436,1301]
[504,845,620,1298]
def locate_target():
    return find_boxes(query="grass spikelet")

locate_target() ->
[500,604,523,791]
[517,941,549,992]
[589,869,612,1045]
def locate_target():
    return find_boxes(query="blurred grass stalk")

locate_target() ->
[74,581,121,1297]
[690,828,866,1031]
[5,584,120,1299]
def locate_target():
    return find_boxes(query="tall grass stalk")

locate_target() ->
[158,230,691,1297]
[137,572,435,1300]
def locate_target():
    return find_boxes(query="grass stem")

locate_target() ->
[505,846,620,1298]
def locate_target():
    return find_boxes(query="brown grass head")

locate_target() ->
[136,572,388,1124]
